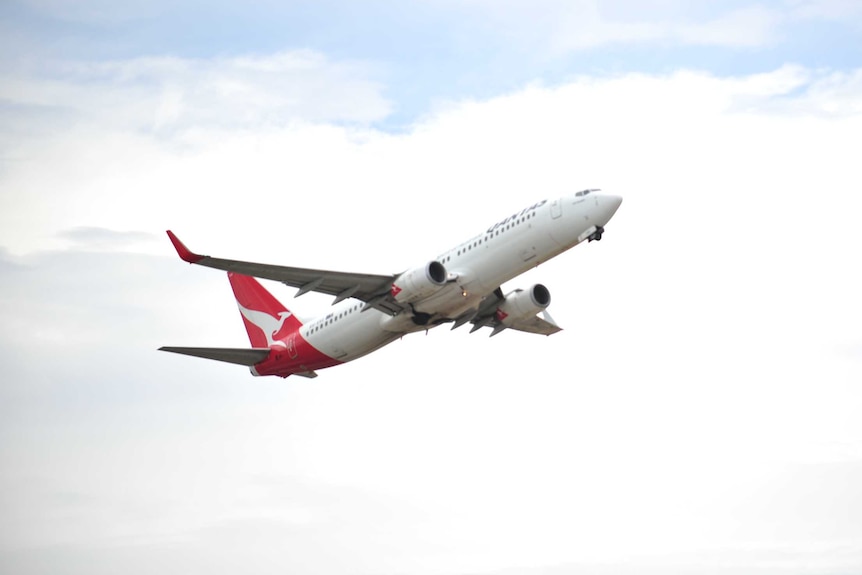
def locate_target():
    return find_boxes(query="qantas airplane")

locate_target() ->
[160,190,622,378]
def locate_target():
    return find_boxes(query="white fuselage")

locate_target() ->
[298,191,622,364]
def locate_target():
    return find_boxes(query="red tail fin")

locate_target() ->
[228,272,302,348]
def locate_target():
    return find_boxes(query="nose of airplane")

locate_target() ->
[597,194,623,226]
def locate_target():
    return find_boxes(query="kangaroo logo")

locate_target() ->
[237,303,292,348]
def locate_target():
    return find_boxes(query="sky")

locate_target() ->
[1,1,862,573]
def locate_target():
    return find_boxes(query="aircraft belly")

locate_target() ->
[413,283,479,317]
[340,333,402,362]
[418,231,556,319]
[310,309,398,363]
[254,336,340,376]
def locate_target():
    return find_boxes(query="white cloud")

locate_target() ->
[0,50,392,260]
[0,50,390,135]
[549,3,783,51]
[674,5,781,47]
[440,0,787,52]
[437,0,862,54]
[788,0,862,21]
[16,0,163,24]
[2,59,862,574]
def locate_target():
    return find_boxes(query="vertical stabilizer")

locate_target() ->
[227,272,302,348]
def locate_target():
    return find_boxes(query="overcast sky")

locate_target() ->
[2,1,862,574]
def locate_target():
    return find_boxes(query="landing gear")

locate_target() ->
[411,312,432,325]
[588,225,604,242]
[409,304,432,326]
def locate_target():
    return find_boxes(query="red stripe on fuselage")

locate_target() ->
[251,329,341,377]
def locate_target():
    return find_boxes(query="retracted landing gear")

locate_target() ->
[409,304,432,326]
[588,225,605,242]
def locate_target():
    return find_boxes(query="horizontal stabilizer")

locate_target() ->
[159,346,270,366]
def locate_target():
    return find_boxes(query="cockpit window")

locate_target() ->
[575,188,601,197]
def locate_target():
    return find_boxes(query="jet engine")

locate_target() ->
[495,284,551,325]
[391,261,448,303]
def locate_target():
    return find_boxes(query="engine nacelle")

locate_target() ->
[495,284,551,325]
[391,261,448,303]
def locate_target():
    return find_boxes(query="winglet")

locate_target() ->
[166,230,204,263]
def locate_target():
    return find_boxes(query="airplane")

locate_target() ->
[160,189,622,378]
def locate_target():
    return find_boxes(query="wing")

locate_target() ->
[166,231,401,312]
[468,288,562,337]
[504,310,562,336]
